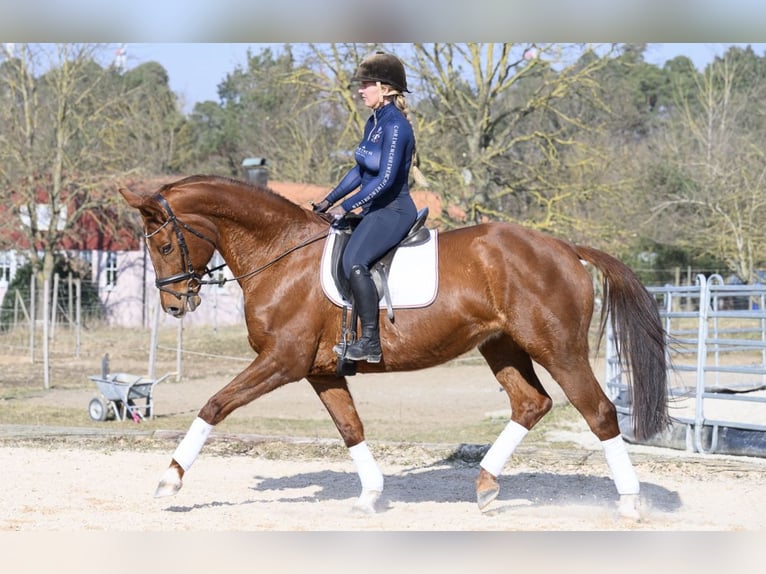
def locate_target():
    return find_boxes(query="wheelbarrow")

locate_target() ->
[87,354,175,422]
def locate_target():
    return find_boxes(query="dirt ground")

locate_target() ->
[1,361,765,532]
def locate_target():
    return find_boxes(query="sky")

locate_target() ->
[120,43,766,113]
[2,2,765,111]
[2,41,762,113]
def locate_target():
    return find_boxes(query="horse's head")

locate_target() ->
[120,186,218,318]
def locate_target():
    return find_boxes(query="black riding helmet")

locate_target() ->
[351,51,409,93]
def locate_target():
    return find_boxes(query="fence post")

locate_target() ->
[148,296,160,380]
[12,289,17,328]
[13,289,20,329]
[693,274,712,454]
[75,278,81,358]
[42,277,50,390]
[176,317,183,382]
[29,273,35,363]
[685,266,693,311]
[68,272,74,330]
[50,272,59,340]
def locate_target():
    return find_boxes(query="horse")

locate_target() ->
[119,174,669,520]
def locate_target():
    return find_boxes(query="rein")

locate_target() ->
[147,192,329,301]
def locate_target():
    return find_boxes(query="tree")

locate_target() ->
[406,43,619,233]
[119,61,187,174]
[180,99,240,175]
[175,42,624,238]
[643,47,766,283]
[165,42,766,282]
[0,43,180,306]
[561,45,682,251]
[182,44,363,184]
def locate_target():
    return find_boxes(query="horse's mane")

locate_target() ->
[159,174,304,211]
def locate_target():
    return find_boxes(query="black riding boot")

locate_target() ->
[345,265,382,363]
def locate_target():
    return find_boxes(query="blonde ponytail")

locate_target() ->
[389,91,429,188]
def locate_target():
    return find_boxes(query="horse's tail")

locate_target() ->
[574,244,670,441]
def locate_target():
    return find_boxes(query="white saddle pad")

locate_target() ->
[320,228,439,308]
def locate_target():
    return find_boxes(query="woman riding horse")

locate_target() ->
[313,51,418,364]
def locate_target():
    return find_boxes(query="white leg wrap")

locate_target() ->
[480,420,528,477]
[601,435,640,495]
[349,441,384,492]
[172,417,213,471]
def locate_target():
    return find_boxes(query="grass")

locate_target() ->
[0,322,586,448]
[0,322,250,389]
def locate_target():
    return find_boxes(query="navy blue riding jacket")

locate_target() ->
[325,102,418,277]
[326,102,415,212]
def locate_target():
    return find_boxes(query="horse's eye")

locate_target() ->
[160,243,173,255]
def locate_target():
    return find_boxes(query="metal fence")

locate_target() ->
[606,274,766,455]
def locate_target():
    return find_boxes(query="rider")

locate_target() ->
[313,51,418,363]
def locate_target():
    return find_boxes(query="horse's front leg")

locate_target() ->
[155,355,293,498]
[308,375,383,514]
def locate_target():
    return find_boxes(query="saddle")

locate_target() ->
[329,207,431,322]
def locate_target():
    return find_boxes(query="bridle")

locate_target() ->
[145,192,329,304]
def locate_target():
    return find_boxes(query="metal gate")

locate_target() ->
[606,274,766,456]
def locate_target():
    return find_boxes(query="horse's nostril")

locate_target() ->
[167,306,184,317]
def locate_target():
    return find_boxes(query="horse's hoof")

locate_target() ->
[616,494,642,521]
[476,486,500,511]
[476,469,500,511]
[352,490,381,514]
[154,466,183,498]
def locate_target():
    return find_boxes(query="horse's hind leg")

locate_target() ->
[475,335,553,511]
[543,356,641,520]
[308,375,383,514]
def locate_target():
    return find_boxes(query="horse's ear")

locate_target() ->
[119,187,145,209]
[119,188,163,220]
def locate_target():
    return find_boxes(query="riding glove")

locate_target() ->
[312,199,331,213]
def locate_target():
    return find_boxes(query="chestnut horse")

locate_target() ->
[120,174,669,520]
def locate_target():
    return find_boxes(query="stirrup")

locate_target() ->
[344,337,381,363]
[334,304,357,359]
[333,342,347,357]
